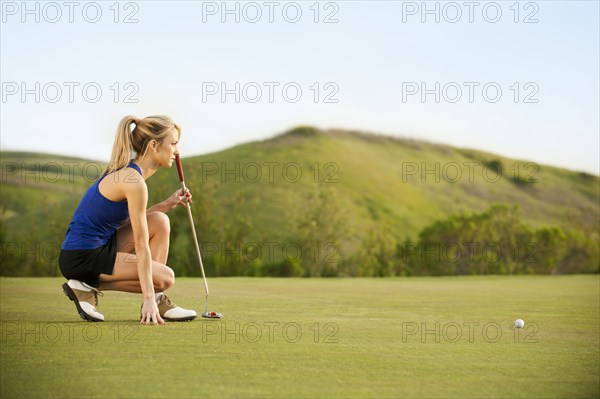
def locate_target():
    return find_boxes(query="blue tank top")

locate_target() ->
[61,162,142,250]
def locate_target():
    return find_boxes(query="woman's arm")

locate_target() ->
[124,176,165,325]
[117,189,191,229]
[146,188,192,214]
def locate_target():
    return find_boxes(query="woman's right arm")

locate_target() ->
[124,176,165,325]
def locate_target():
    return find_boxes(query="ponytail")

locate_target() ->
[104,115,181,174]
[105,115,137,174]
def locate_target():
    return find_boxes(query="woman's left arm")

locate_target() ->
[117,189,191,228]
[146,188,192,213]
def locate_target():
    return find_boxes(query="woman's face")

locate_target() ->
[154,128,179,168]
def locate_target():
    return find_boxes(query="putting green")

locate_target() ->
[1,276,598,398]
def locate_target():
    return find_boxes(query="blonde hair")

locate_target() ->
[105,115,181,174]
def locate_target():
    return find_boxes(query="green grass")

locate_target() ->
[1,276,598,398]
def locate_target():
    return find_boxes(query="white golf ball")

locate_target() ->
[515,319,525,328]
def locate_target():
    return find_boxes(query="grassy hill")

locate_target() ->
[169,127,598,240]
[1,127,598,276]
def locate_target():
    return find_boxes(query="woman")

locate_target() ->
[59,115,196,325]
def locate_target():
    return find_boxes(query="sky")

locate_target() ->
[1,0,599,174]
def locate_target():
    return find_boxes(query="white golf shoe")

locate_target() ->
[62,279,105,322]
[141,293,197,322]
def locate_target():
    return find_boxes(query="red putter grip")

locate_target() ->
[175,154,185,182]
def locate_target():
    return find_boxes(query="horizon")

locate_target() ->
[2,125,599,176]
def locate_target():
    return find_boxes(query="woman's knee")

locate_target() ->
[148,212,170,234]
[154,266,175,291]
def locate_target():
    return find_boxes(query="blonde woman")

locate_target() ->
[59,115,196,325]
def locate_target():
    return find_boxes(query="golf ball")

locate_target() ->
[515,319,525,328]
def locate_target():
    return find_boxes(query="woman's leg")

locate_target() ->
[68,212,195,321]
[114,211,171,263]
[97,212,174,292]
[98,254,175,292]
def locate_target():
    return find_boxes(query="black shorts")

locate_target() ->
[58,233,118,288]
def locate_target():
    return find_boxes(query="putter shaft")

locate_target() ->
[180,181,210,314]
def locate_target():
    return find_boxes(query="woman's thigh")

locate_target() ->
[98,252,174,284]
[115,212,170,254]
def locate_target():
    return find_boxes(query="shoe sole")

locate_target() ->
[139,315,197,322]
[62,283,103,322]
[165,315,197,322]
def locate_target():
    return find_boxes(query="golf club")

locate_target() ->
[175,154,223,319]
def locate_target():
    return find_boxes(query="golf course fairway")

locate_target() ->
[1,276,598,398]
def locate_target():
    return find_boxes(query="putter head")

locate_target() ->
[202,311,223,319]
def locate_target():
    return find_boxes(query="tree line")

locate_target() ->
[1,181,598,277]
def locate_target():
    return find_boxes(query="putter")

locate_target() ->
[175,154,223,319]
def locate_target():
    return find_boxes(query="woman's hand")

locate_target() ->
[164,188,192,211]
[140,296,166,325]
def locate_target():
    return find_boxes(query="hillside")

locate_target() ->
[160,127,598,240]
[1,127,598,276]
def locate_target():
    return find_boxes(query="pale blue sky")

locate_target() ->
[1,0,599,173]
